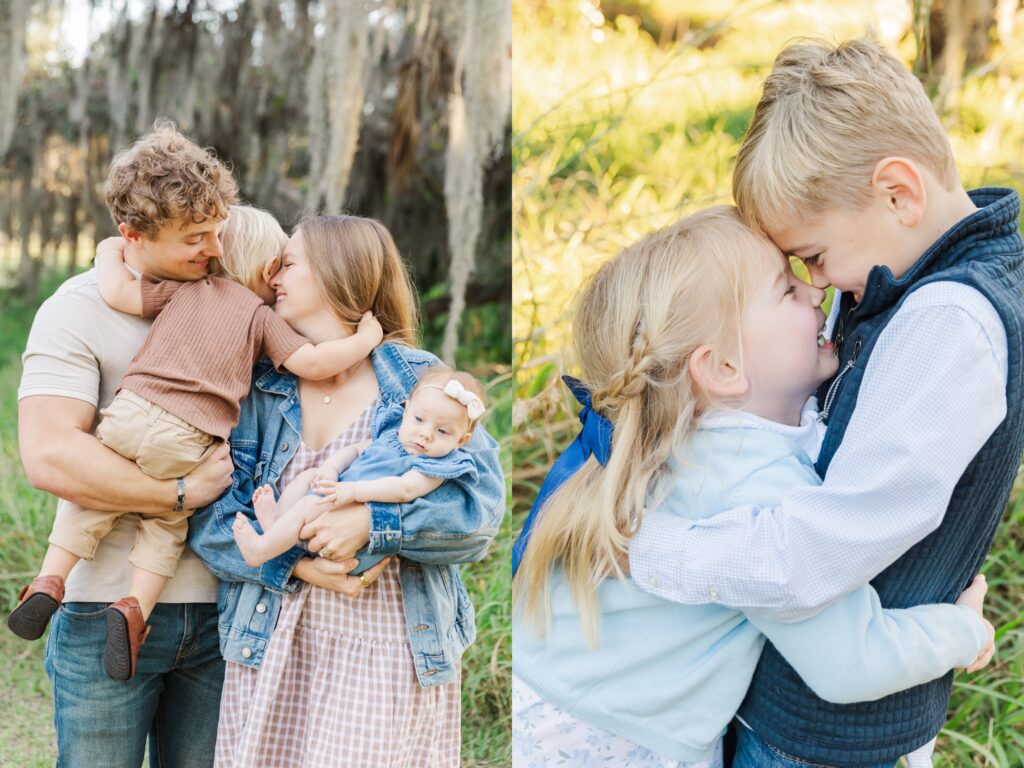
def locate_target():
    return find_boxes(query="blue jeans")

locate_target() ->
[733,724,895,768]
[45,601,224,768]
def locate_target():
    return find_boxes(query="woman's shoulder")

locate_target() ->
[371,343,444,400]
[378,342,441,369]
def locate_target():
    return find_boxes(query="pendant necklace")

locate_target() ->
[308,360,364,404]
[311,376,347,404]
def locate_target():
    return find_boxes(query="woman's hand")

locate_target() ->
[955,574,996,672]
[299,499,372,560]
[292,556,391,597]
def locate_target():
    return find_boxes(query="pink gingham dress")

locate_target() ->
[214,404,462,767]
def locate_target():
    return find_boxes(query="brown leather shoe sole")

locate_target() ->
[103,607,147,681]
[7,593,60,640]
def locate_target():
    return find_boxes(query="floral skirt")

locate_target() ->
[513,674,723,768]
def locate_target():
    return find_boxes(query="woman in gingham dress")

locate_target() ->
[190,215,505,768]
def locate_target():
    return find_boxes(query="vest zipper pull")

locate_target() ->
[819,339,861,423]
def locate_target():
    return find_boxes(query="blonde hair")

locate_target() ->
[298,215,419,347]
[733,38,958,233]
[514,206,780,645]
[413,366,487,432]
[219,206,287,293]
[105,119,238,237]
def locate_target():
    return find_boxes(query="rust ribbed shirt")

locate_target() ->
[119,276,307,439]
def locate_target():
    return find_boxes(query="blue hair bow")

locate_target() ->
[511,376,614,575]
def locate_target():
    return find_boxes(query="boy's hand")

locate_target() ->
[357,312,384,348]
[955,574,996,672]
[95,236,128,261]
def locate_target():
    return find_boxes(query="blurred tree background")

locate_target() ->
[0,0,511,367]
[513,1,1024,765]
[0,1,512,765]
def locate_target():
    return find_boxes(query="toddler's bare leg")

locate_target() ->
[233,495,324,567]
[39,545,82,581]
[127,567,167,621]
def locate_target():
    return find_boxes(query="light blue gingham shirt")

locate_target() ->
[630,281,1008,622]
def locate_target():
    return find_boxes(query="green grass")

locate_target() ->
[0,287,60,767]
[0,280,512,767]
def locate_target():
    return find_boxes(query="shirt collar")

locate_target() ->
[701,396,826,462]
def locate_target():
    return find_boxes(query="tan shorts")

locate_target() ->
[48,389,218,578]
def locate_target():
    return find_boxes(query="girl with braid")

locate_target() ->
[511,206,994,768]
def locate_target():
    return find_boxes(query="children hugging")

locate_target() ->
[11,121,504,767]
[512,38,1023,768]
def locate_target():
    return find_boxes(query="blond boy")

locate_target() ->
[630,39,1023,767]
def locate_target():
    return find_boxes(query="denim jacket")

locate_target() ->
[189,343,506,687]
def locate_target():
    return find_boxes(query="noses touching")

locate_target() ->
[808,269,830,292]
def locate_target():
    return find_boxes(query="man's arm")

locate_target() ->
[19,395,232,513]
[630,286,1008,621]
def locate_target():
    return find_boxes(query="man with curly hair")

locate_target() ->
[17,121,238,766]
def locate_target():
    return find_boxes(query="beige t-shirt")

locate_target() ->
[18,269,218,603]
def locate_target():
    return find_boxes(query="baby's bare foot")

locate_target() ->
[252,485,280,531]
[232,514,267,567]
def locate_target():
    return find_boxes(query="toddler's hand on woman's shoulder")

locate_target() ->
[357,311,384,347]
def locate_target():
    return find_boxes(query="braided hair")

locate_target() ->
[515,205,781,645]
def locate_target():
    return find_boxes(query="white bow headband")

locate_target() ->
[421,380,485,421]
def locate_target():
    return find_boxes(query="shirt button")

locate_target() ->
[647,576,658,588]
[280,442,289,452]
[255,603,267,614]
[241,647,253,659]
[708,588,719,601]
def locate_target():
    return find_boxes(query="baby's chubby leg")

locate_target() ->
[252,469,318,529]
[234,494,327,567]
[278,468,320,510]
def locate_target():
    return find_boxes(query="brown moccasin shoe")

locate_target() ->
[8,575,65,640]
[103,597,151,681]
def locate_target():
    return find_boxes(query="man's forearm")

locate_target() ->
[23,425,177,513]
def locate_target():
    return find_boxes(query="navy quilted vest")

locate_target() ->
[738,188,1024,766]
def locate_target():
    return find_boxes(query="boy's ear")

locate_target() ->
[870,157,925,227]
[117,222,145,243]
[688,344,749,400]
